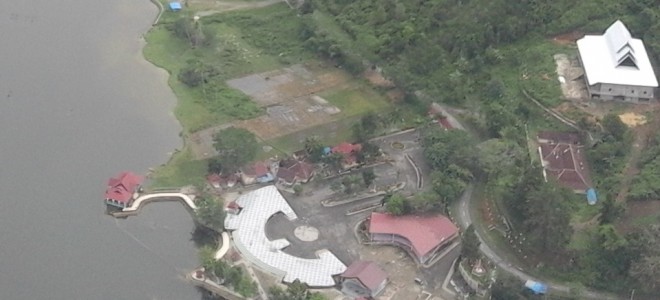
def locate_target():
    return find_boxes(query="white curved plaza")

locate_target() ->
[224,186,346,287]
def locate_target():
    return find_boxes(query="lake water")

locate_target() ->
[0,1,202,299]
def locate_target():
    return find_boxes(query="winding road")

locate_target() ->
[435,103,622,300]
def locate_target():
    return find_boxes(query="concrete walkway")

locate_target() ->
[215,232,231,260]
[122,192,198,212]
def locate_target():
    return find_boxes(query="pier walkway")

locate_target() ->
[110,189,197,217]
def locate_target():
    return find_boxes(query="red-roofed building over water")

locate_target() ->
[339,260,388,298]
[104,172,143,208]
[366,212,459,265]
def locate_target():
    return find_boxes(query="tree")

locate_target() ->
[478,138,524,181]
[602,114,628,141]
[630,225,660,292]
[212,127,258,172]
[323,152,344,170]
[421,127,478,173]
[598,194,624,225]
[269,280,327,300]
[408,191,439,212]
[491,273,526,300]
[198,245,217,270]
[357,141,381,163]
[178,60,218,88]
[523,183,573,254]
[293,184,303,196]
[362,169,376,187]
[430,169,469,211]
[304,136,324,162]
[385,193,409,215]
[461,224,481,264]
[360,112,381,136]
[170,17,207,48]
[195,196,225,232]
[341,174,361,194]
[207,158,223,174]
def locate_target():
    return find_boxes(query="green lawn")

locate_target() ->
[493,39,568,107]
[266,117,359,154]
[320,83,391,117]
[143,3,309,133]
[149,147,207,188]
[568,228,591,251]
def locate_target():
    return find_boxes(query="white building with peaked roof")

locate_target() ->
[577,20,658,103]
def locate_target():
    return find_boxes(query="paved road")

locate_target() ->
[433,101,623,300]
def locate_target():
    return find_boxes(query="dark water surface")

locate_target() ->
[0,1,201,299]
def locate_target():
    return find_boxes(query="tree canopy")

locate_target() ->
[212,127,259,172]
[269,280,327,300]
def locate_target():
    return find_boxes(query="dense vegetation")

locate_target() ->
[268,280,327,300]
[199,246,258,297]
[146,0,660,297]
[295,0,660,296]
[302,0,660,107]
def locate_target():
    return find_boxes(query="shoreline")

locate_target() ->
[148,0,165,26]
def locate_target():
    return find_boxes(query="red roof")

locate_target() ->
[341,261,387,291]
[368,212,458,257]
[537,131,581,144]
[242,161,269,177]
[438,117,453,129]
[537,131,592,192]
[332,142,361,154]
[105,172,143,203]
[207,173,222,184]
[227,200,241,210]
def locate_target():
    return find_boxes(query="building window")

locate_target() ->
[608,88,612,92]
[644,91,648,95]
[631,90,635,94]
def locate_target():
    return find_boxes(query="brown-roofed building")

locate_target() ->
[537,131,592,193]
[276,158,315,186]
[366,212,459,266]
[340,261,388,298]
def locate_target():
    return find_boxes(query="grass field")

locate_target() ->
[492,38,568,107]
[144,3,395,186]
[149,147,207,187]
[320,83,391,117]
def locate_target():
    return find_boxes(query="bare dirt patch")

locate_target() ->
[553,53,588,100]
[189,63,358,159]
[187,0,282,15]
[618,112,647,127]
[363,68,395,89]
[359,246,426,300]
[227,63,348,107]
[552,31,584,45]
[234,96,342,141]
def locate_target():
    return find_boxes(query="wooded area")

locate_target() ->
[294,0,660,296]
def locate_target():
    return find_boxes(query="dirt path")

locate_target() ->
[189,0,284,16]
[615,104,660,203]
[574,105,660,229]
